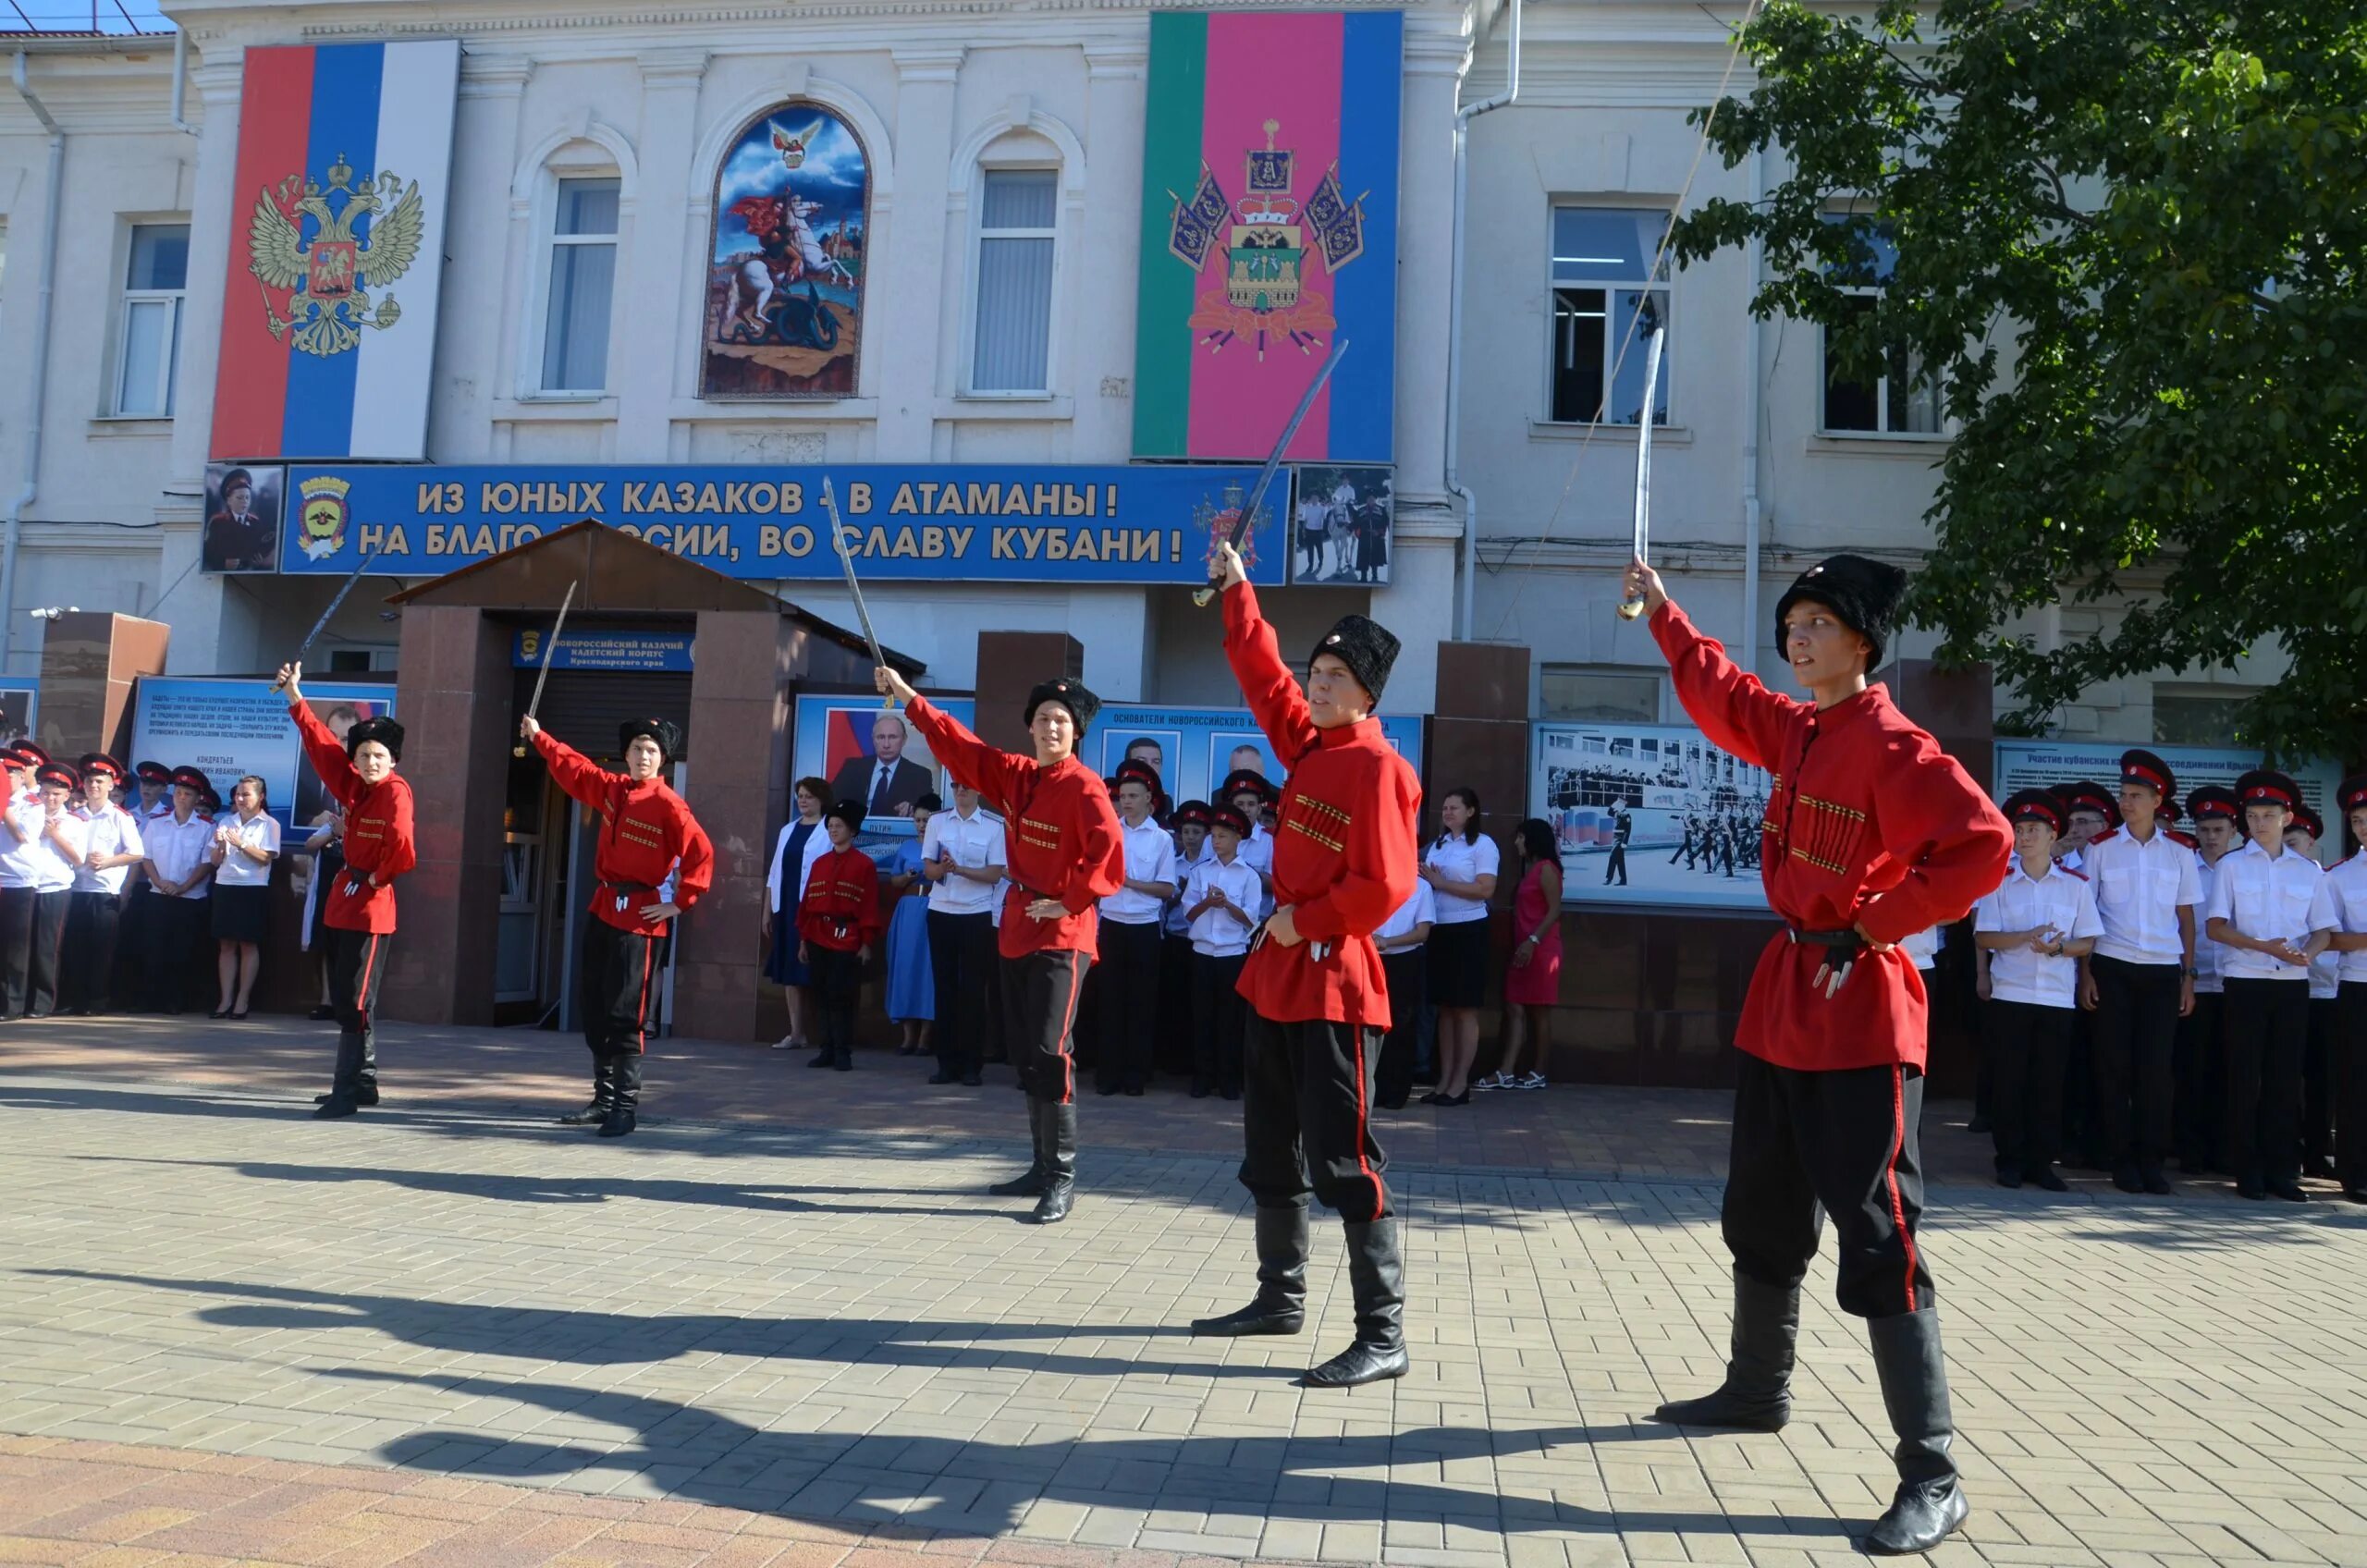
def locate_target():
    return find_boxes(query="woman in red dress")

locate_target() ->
[1483,818,1564,1092]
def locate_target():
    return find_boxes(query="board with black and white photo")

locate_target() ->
[1532,722,1772,912]
[1287,465,1392,585]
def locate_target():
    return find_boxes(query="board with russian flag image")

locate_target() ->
[1132,9,1402,464]
[209,41,460,463]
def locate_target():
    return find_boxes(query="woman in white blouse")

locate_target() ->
[1420,788,1500,1106]
[764,777,832,1052]
[207,775,280,1020]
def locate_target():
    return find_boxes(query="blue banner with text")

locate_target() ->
[276,463,1285,584]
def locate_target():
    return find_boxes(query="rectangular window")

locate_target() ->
[540,178,619,393]
[972,169,1058,393]
[1820,220,1945,435]
[2153,688,2251,747]
[115,222,190,416]
[1540,666,1662,725]
[1548,207,1671,424]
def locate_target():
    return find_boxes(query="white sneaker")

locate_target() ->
[1514,1072,1548,1091]
[770,1035,802,1051]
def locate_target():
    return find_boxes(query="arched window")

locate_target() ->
[518,135,633,398]
[700,103,872,398]
[959,120,1080,398]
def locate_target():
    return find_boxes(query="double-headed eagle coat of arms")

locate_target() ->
[247,151,426,357]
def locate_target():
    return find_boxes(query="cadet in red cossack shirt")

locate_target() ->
[280,665,416,1120]
[522,714,715,1139]
[1626,555,2010,1557]
[798,799,883,1072]
[1189,542,1421,1390]
[878,666,1124,1225]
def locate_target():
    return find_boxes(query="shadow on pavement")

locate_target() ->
[326,1366,1831,1544]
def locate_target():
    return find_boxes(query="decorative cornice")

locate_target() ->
[640,46,712,84]
[460,54,535,97]
[892,43,967,82]
[271,0,1441,43]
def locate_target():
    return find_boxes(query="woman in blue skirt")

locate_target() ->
[765,777,831,1051]
[884,792,938,1056]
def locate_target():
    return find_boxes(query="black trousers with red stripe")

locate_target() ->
[581,919,662,1058]
[1003,949,1090,1105]
[1722,1053,1934,1320]
[325,926,390,1097]
[1239,1011,1392,1224]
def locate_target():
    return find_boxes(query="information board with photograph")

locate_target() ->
[130,677,397,834]
[1993,740,2345,863]
[1532,722,1772,913]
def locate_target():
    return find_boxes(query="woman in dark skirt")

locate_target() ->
[765,777,831,1049]
[207,776,280,1019]
[1420,787,1499,1105]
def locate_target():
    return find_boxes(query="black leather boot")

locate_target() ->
[991,1098,1049,1196]
[313,1029,364,1118]
[1191,1205,1309,1336]
[1862,1308,1969,1554]
[1302,1217,1407,1386]
[1652,1268,1799,1431]
[1032,1103,1077,1223]
[559,1055,615,1125]
[599,1051,642,1138]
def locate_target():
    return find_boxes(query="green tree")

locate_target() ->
[1669,0,2367,767]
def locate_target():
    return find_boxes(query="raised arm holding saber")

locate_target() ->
[1193,337,1349,608]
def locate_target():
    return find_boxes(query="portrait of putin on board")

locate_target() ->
[828,709,935,819]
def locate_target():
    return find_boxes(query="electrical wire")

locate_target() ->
[1487,0,1763,641]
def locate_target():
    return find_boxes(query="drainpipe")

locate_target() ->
[1740,143,1765,676]
[5,52,65,676]
[171,28,197,137]
[1444,0,1520,642]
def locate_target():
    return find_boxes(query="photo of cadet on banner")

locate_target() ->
[1533,722,1773,913]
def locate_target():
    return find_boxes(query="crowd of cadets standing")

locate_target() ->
[0,741,296,1023]
[1969,752,2367,1205]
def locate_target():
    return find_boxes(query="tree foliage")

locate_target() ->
[1669,0,2367,766]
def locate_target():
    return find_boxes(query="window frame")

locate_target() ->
[112,220,190,419]
[1814,215,1956,441]
[961,156,1064,399]
[1542,202,1674,428]
[523,163,625,400]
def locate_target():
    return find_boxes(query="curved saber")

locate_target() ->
[512,581,579,757]
[822,479,894,707]
[1194,337,1350,607]
[1615,306,1668,622]
[270,540,391,692]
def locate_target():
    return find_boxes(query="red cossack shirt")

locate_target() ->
[798,845,884,953]
[1222,582,1421,1029]
[290,701,415,935]
[1652,602,2011,1072]
[904,695,1125,960]
[533,730,716,937]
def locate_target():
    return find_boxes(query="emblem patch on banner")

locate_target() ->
[1164,120,1366,361]
[295,475,353,561]
[247,153,426,357]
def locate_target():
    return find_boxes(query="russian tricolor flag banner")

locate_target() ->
[210,41,460,462]
[1132,11,1401,463]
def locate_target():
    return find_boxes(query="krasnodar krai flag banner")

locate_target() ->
[1132,10,1402,464]
[210,41,460,462]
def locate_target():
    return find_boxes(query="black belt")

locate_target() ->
[1787,925,1865,958]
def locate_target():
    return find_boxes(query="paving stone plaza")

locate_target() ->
[2,1017,2362,1567]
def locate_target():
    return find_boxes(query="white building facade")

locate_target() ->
[0,0,2251,743]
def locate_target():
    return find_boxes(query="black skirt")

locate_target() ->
[211,883,270,944]
[1426,917,1491,1009]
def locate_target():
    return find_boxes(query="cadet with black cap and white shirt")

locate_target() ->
[2175,785,2244,1173]
[137,766,216,1014]
[2205,769,2339,1201]
[1091,759,1178,1096]
[61,755,142,1017]
[920,781,1006,1087]
[1974,790,2102,1191]
[2077,748,2201,1194]
[0,762,90,1019]
[2284,806,2342,1182]
[2324,775,2367,1204]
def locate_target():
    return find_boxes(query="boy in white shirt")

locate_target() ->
[1091,764,1178,1096]
[1160,802,1215,1077]
[0,763,91,1018]
[2285,807,2341,1181]
[61,754,143,1017]
[2174,787,2243,1173]
[1184,805,1264,1099]
[1973,790,2103,1191]
[1371,878,1437,1109]
[2205,770,2339,1202]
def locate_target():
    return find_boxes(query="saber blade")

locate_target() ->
[271,540,391,692]
[1615,315,1668,622]
[1194,337,1350,607]
[822,479,893,706]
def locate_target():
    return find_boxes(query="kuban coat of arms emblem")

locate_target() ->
[1168,119,1366,361]
[246,151,426,357]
